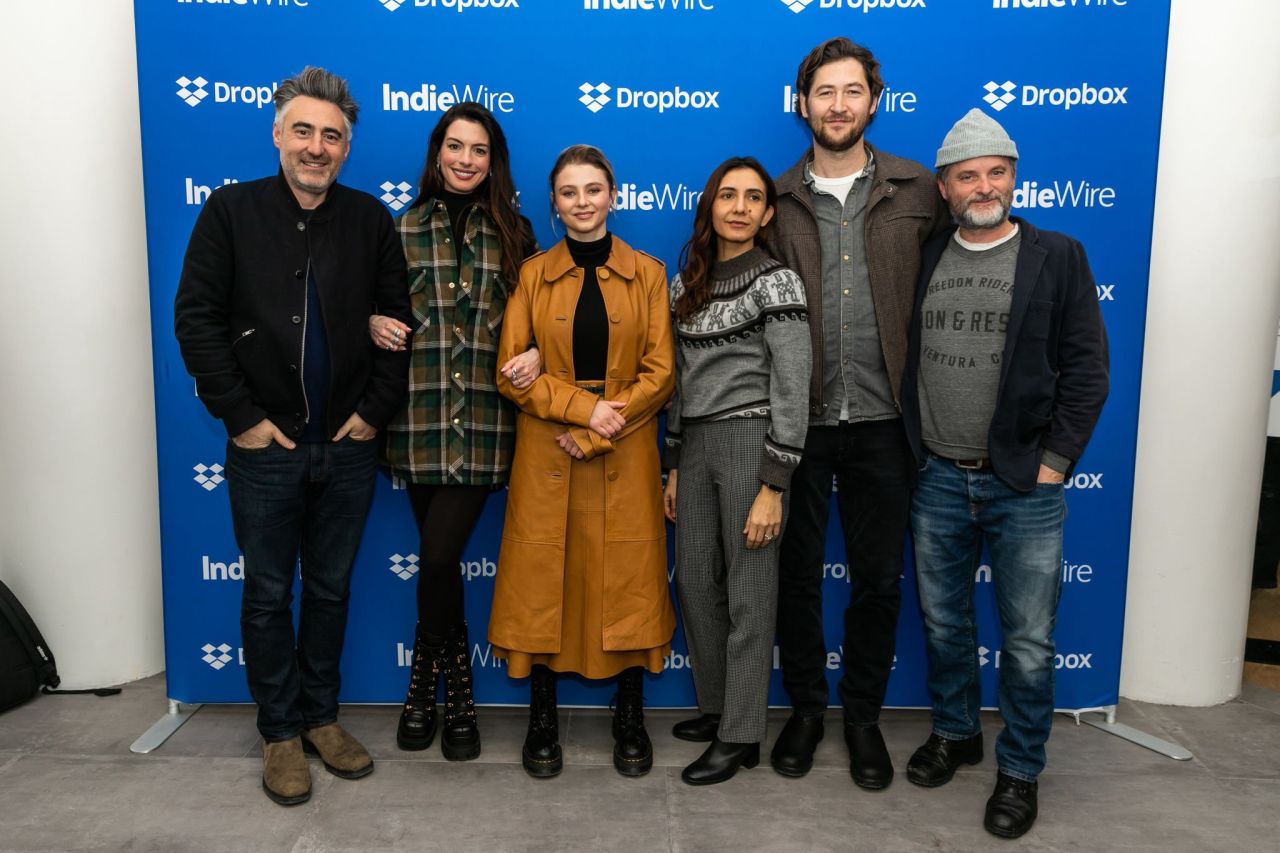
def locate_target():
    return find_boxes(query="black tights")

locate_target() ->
[406,484,490,640]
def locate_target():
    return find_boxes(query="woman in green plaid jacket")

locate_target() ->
[369,103,539,763]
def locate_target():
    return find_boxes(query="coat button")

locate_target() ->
[294,269,304,279]
[291,315,302,324]
[599,269,610,280]
[607,471,619,482]
[296,222,306,232]
[609,368,619,377]
[448,282,456,289]
[288,364,297,372]
[609,313,620,323]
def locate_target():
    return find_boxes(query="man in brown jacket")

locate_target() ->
[768,37,947,791]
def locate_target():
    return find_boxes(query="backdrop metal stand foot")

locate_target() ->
[130,699,202,754]
[1072,705,1193,760]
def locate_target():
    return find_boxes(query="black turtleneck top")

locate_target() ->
[568,233,612,382]
[437,189,476,243]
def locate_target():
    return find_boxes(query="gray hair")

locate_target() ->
[273,66,359,138]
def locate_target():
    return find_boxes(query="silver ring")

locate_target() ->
[393,328,402,339]
[764,533,773,540]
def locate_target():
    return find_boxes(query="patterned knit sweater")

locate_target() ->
[663,247,811,489]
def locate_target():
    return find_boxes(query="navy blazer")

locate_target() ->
[902,217,1110,493]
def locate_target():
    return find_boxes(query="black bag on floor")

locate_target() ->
[0,579,60,712]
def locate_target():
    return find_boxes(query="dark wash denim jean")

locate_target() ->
[225,437,378,741]
[910,454,1065,782]
[776,418,914,724]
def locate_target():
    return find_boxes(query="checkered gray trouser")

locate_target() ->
[674,418,786,743]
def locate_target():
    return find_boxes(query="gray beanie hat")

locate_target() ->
[935,108,1019,169]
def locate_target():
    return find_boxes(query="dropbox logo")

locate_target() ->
[201,643,234,670]
[379,181,415,211]
[978,646,992,666]
[389,553,420,581]
[780,0,815,11]
[781,0,926,11]
[983,80,1017,111]
[579,83,611,113]
[984,79,1129,112]
[193,463,225,491]
[378,0,405,8]
[579,81,720,113]
[176,76,209,107]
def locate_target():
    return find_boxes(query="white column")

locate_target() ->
[0,2,163,687]
[1120,0,1280,705]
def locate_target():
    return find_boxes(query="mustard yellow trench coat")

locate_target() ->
[488,235,676,654]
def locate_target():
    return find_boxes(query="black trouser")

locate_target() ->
[406,484,490,637]
[776,418,914,724]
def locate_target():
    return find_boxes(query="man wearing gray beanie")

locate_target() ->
[898,108,1109,838]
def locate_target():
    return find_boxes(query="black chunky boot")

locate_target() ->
[611,667,652,777]
[522,665,562,778]
[440,622,481,761]
[396,625,442,751]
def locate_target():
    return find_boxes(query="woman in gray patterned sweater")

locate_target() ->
[662,156,812,785]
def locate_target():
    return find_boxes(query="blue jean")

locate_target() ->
[910,454,1065,782]
[225,437,378,741]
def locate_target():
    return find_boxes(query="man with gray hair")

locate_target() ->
[175,66,410,805]
[900,109,1108,837]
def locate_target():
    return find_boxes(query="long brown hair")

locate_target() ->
[675,156,778,323]
[414,102,533,284]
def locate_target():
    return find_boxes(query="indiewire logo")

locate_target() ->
[398,642,506,668]
[615,181,702,212]
[993,0,1126,8]
[780,0,926,13]
[379,0,520,11]
[185,177,239,206]
[382,82,515,114]
[578,81,719,113]
[175,75,278,109]
[193,463,225,491]
[983,79,1129,112]
[202,555,244,581]
[976,559,1094,583]
[177,0,310,7]
[389,553,420,581]
[379,181,415,211]
[584,0,714,9]
[201,643,236,670]
[783,84,917,114]
[1012,179,1116,209]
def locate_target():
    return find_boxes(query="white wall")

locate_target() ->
[1120,0,1280,704]
[0,2,164,687]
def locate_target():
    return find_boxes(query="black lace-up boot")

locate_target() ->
[440,622,481,760]
[396,625,442,751]
[611,667,652,777]
[522,664,562,778]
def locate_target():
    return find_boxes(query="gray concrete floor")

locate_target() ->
[0,675,1277,852]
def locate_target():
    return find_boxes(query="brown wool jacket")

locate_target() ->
[772,143,949,418]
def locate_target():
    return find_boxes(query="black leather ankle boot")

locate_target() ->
[611,667,652,777]
[522,665,562,778]
[396,625,443,751]
[440,622,480,761]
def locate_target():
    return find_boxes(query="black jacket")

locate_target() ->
[174,172,411,439]
[902,218,1109,492]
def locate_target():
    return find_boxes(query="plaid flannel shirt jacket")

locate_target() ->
[382,198,526,485]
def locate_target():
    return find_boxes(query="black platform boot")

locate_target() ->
[440,622,481,761]
[612,667,652,777]
[522,665,562,778]
[396,625,442,751]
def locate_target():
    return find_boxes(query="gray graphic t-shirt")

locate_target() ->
[918,229,1021,459]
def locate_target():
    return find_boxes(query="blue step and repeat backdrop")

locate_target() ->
[137,0,1170,709]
